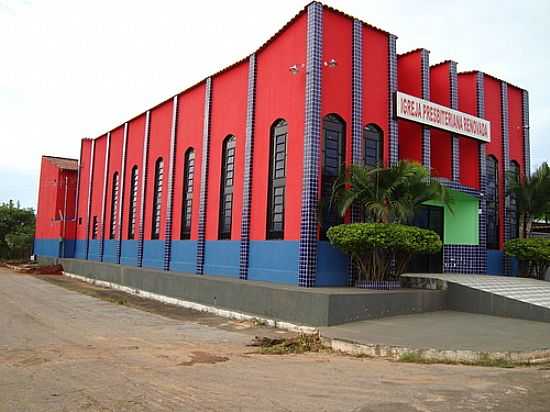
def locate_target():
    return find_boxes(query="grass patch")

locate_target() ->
[398,351,519,368]
[250,334,327,355]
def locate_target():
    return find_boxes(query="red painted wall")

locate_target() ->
[363,26,389,165]
[397,51,423,164]
[430,62,452,179]
[205,63,248,241]
[250,12,307,241]
[458,73,480,189]
[35,158,78,240]
[484,75,505,248]
[508,85,525,177]
[120,115,145,240]
[103,125,124,239]
[76,139,92,240]
[89,136,107,238]
[171,84,205,241]
[143,100,173,240]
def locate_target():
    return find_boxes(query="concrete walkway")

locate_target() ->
[321,310,550,353]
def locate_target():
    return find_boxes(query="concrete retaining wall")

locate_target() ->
[47,258,447,326]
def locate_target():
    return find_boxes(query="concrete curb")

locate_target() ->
[63,271,318,335]
[320,336,550,365]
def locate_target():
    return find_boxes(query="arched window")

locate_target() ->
[509,160,520,239]
[180,148,195,240]
[219,136,236,239]
[363,124,383,167]
[109,172,119,239]
[128,166,139,240]
[267,119,288,239]
[486,155,499,249]
[151,158,164,240]
[321,114,346,238]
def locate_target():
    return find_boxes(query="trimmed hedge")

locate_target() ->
[505,238,550,280]
[327,223,442,282]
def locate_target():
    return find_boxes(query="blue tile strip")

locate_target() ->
[239,54,257,280]
[298,2,323,288]
[116,123,129,264]
[388,34,398,166]
[450,61,460,181]
[196,78,212,275]
[522,90,530,174]
[421,49,431,170]
[476,72,488,274]
[137,111,151,268]
[163,96,179,271]
[348,18,363,286]
[85,139,96,260]
[501,81,512,275]
[99,132,111,262]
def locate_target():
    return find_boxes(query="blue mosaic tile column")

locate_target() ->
[388,34,398,166]
[298,2,323,288]
[522,90,530,174]
[421,49,431,170]
[163,96,179,271]
[239,54,257,280]
[348,18,363,286]
[137,111,151,268]
[99,132,111,262]
[116,123,129,264]
[501,82,512,275]
[196,78,212,275]
[450,61,460,181]
[477,72,488,273]
[85,139,96,260]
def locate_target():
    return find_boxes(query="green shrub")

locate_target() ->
[327,223,442,282]
[505,238,550,280]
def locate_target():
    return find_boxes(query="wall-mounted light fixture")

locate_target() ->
[324,58,337,68]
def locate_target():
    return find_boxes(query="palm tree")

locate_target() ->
[508,162,550,238]
[330,160,452,224]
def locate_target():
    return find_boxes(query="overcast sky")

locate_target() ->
[1,0,549,208]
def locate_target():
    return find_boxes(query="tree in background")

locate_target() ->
[507,162,550,238]
[0,201,35,260]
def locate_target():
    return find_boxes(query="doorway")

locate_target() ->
[408,205,444,273]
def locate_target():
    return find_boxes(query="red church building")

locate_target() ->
[34,2,530,287]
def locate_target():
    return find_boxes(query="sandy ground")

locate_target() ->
[1,267,549,412]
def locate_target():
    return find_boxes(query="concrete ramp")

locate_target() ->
[402,273,550,323]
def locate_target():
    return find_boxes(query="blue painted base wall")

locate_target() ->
[102,240,118,263]
[487,250,504,275]
[170,240,196,273]
[120,240,138,266]
[248,241,299,284]
[142,240,164,269]
[74,240,87,259]
[34,238,75,259]
[203,241,240,278]
[316,241,348,286]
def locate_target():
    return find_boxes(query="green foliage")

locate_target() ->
[0,200,35,260]
[330,160,453,224]
[327,223,442,281]
[507,162,550,238]
[505,238,550,280]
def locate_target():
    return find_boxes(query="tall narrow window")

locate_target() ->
[180,148,195,239]
[267,119,288,239]
[151,158,164,240]
[321,114,346,239]
[128,166,138,240]
[219,135,236,239]
[92,216,98,240]
[509,160,520,240]
[486,155,499,249]
[364,124,383,167]
[109,172,119,239]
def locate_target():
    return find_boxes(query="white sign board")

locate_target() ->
[396,91,491,143]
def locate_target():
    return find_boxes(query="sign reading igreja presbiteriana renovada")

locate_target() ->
[396,91,491,143]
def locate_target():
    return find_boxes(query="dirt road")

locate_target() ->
[1,267,549,411]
